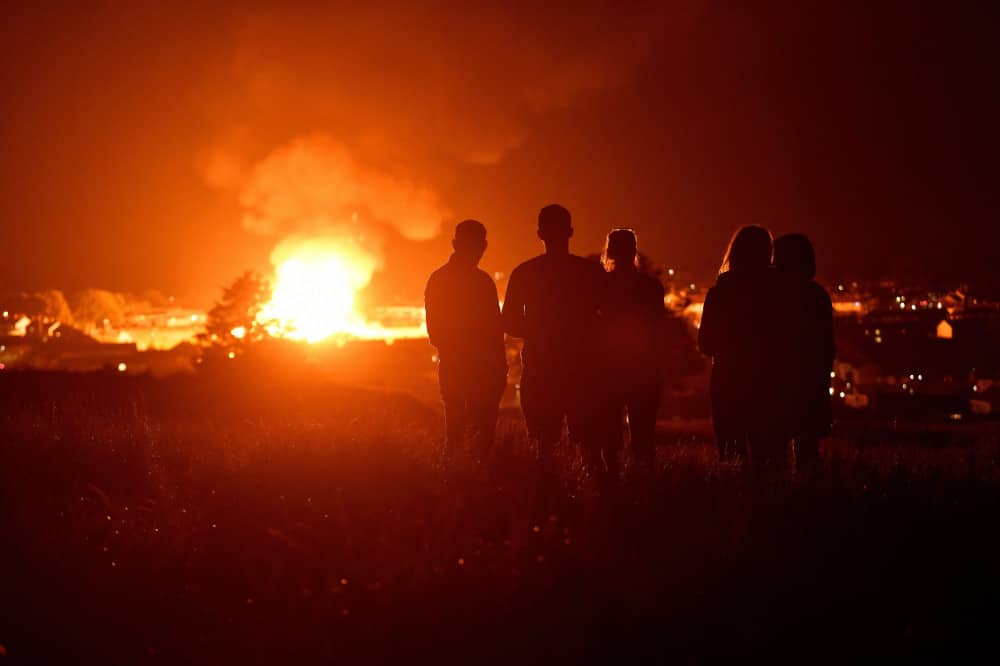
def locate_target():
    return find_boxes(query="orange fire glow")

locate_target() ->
[257,237,426,343]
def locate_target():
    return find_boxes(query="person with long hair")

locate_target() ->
[773,233,835,472]
[598,228,666,476]
[698,225,785,465]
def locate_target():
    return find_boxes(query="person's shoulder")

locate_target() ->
[509,255,545,278]
[474,267,497,287]
[569,253,604,275]
[426,262,450,288]
[709,272,733,295]
[808,281,832,306]
[640,273,664,292]
[715,271,734,287]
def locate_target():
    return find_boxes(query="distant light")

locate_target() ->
[902,383,908,390]
[937,302,943,310]
[190,314,198,321]
[917,374,923,381]
[1,310,7,318]
[117,362,127,372]
[230,326,247,340]
[846,381,852,388]
[909,374,915,380]
[875,329,881,335]
[837,284,845,292]
[949,413,963,421]
[0,363,5,371]
[911,304,917,311]
[830,371,836,378]
[668,268,675,276]
[829,387,835,396]
[973,385,978,392]
[875,337,883,344]
[839,391,846,399]
[899,303,906,310]
[689,283,696,291]
[227,351,236,359]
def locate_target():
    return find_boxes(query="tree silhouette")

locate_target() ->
[202,271,272,349]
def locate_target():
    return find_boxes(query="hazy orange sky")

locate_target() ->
[2,1,998,305]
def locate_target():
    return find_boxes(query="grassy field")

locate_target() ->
[3,368,1000,664]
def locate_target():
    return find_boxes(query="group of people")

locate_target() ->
[424,204,834,482]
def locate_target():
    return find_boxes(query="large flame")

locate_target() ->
[257,237,426,343]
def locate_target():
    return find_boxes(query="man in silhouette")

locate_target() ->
[425,220,507,458]
[503,204,606,466]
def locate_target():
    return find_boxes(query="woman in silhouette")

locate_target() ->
[598,229,666,476]
[699,226,785,465]
[773,233,835,472]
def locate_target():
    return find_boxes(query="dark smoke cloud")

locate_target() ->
[203,1,704,240]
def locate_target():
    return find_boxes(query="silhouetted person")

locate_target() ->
[599,229,666,473]
[425,220,507,458]
[698,226,786,466]
[502,204,605,468]
[774,234,835,472]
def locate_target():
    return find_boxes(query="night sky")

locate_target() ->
[2,1,998,305]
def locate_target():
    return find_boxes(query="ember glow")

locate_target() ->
[258,237,426,343]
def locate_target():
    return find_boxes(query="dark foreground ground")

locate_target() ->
[3,369,1000,664]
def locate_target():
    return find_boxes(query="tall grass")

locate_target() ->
[2,370,1000,663]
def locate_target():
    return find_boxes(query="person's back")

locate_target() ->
[602,266,666,384]
[700,268,783,405]
[425,260,505,379]
[504,252,604,374]
[425,220,506,457]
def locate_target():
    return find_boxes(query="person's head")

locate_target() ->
[773,233,816,280]
[719,225,773,275]
[602,228,639,272]
[452,219,487,264]
[537,204,572,253]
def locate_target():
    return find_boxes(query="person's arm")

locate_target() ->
[650,280,667,323]
[424,274,447,351]
[649,279,669,377]
[819,288,836,369]
[486,277,509,381]
[698,286,721,357]
[501,267,526,338]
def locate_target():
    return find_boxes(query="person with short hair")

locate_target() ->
[502,205,606,471]
[425,220,507,458]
